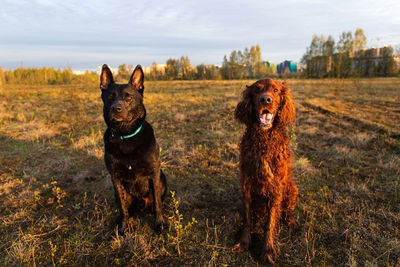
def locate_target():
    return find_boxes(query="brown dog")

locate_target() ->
[233,79,298,263]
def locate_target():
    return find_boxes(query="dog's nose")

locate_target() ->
[260,95,272,104]
[112,104,122,113]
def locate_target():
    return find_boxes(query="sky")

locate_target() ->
[1,0,400,70]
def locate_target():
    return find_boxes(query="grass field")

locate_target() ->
[1,78,399,266]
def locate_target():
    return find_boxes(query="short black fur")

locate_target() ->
[100,64,167,233]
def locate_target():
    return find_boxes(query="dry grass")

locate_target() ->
[292,78,400,135]
[0,78,399,266]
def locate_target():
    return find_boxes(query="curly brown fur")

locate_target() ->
[232,79,298,264]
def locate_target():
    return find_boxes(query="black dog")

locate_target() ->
[100,64,166,232]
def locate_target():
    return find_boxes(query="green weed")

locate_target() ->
[167,190,198,257]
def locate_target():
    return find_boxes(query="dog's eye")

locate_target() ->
[124,93,132,101]
[273,88,278,93]
[108,93,116,100]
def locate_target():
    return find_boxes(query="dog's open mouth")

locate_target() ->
[259,111,274,129]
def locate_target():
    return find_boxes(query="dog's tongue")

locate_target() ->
[259,113,273,126]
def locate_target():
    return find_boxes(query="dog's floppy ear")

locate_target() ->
[100,64,114,90]
[129,65,144,94]
[278,81,295,126]
[235,85,253,125]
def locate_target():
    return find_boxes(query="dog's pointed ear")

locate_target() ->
[100,64,114,90]
[235,85,253,125]
[129,65,144,94]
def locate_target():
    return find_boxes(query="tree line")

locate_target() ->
[0,66,98,86]
[0,45,286,85]
[220,45,277,79]
[301,28,399,78]
[124,45,278,81]
[1,36,399,85]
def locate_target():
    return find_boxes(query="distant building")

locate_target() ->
[306,46,399,77]
[72,70,87,75]
[263,61,278,73]
[143,64,167,75]
[97,66,118,75]
[278,61,300,74]
[395,55,400,68]
[209,64,222,70]
[263,60,299,74]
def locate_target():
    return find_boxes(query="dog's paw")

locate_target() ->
[233,227,250,253]
[117,218,130,235]
[117,225,127,236]
[261,245,277,264]
[232,241,249,253]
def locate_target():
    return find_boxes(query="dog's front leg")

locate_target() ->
[152,165,165,232]
[112,175,132,233]
[233,178,252,253]
[262,187,282,264]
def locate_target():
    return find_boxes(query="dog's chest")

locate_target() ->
[111,148,152,177]
[112,154,137,174]
[119,142,136,154]
[110,156,150,194]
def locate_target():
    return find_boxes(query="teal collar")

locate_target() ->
[111,124,143,140]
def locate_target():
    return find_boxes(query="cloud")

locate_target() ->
[1,0,400,69]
